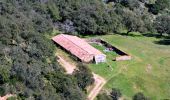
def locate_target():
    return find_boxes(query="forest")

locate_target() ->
[0,0,170,100]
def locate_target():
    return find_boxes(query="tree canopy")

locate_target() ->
[154,15,170,36]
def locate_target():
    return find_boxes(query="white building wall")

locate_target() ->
[94,54,106,64]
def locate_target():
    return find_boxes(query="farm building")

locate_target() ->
[52,34,106,63]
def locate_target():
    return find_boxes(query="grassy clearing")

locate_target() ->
[52,32,170,99]
[88,33,170,100]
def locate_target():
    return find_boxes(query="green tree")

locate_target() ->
[120,0,140,10]
[155,0,170,10]
[47,0,61,21]
[154,15,170,36]
[141,14,155,33]
[0,87,5,96]
[148,0,170,14]
[110,88,122,100]
[0,68,10,84]
[45,72,86,100]
[97,93,112,100]
[73,63,94,90]
[122,10,145,35]
[108,10,123,33]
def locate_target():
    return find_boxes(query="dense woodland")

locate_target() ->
[0,0,170,100]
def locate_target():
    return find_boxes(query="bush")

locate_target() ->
[47,1,61,21]
[133,92,148,100]
[73,63,94,90]
[147,0,170,14]
[110,88,122,100]
[7,96,17,100]
[97,93,112,100]
[0,87,5,96]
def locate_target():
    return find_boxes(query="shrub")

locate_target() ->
[73,63,94,90]
[133,92,148,100]
[0,87,5,96]
[110,88,122,100]
[97,93,112,100]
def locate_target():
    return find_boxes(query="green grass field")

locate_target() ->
[88,33,170,100]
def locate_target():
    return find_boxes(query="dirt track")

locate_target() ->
[88,73,106,100]
[57,56,106,100]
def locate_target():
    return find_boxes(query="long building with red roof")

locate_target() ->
[52,34,106,63]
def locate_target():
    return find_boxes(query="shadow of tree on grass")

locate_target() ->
[115,32,143,37]
[154,39,170,45]
[142,33,162,38]
[142,33,170,39]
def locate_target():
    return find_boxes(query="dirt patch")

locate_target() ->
[57,56,76,74]
[146,64,152,73]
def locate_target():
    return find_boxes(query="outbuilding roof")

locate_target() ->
[52,34,104,62]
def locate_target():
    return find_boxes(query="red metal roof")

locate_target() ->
[52,34,104,62]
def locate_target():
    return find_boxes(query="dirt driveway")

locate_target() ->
[57,56,106,100]
[88,73,106,100]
